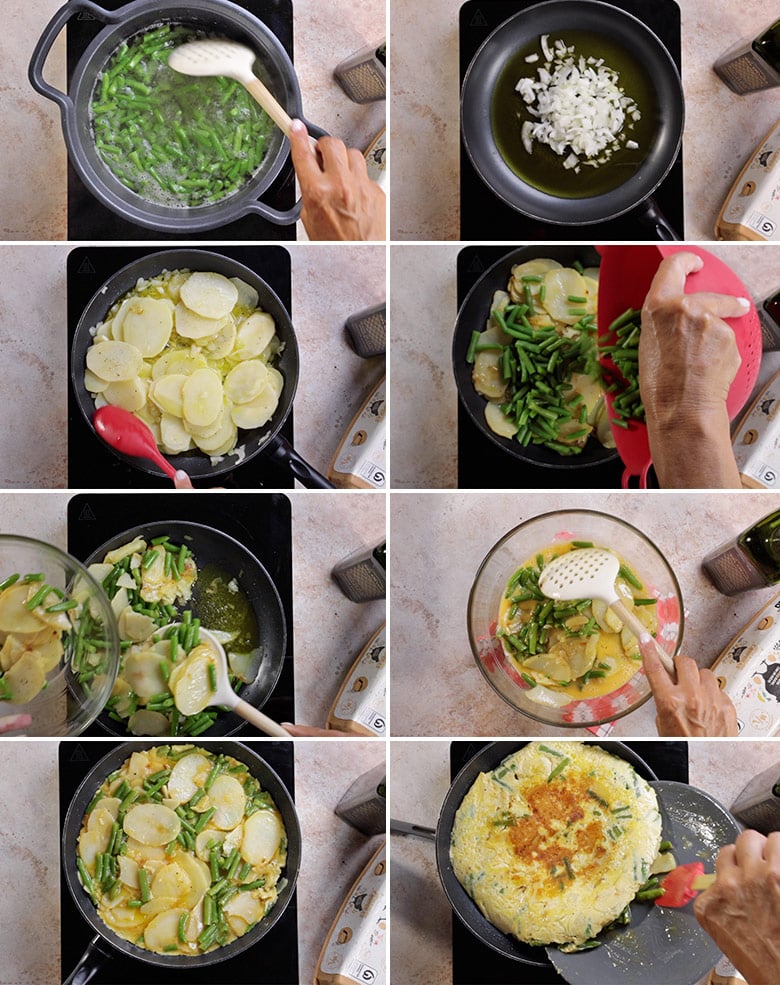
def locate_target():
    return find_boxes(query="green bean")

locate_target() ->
[619,564,643,590]
[22,573,45,582]
[239,879,266,891]
[0,574,20,592]
[45,598,79,612]
[24,583,52,610]
[208,662,217,692]
[547,757,571,782]
[466,330,480,364]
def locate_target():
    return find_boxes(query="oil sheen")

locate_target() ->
[194,563,259,655]
[491,30,659,198]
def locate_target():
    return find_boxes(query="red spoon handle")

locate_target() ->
[93,406,178,482]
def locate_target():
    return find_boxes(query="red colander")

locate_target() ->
[596,245,761,488]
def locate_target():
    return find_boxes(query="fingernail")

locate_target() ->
[639,632,653,644]
[289,119,305,134]
[737,297,751,309]
[174,470,189,481]
[281,722,294,727]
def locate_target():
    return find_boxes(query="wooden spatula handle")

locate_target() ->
[610,599,677,678]
[243,78,320,154]
[233,697,292,737]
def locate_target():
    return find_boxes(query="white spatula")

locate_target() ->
[167,39,319,152]
[162,624,292,737]
[538,548,676,677]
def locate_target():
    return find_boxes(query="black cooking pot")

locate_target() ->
[29,0,326,231]
[453,244,619,471]
[84,520,287,736]
[70,248,333,487]
[62,740,301,985]
[461,0,684,239]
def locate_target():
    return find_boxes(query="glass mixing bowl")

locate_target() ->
[468,510,684,728]
[0,536,120,736]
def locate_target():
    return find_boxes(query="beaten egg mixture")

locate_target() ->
[450,741,662,947]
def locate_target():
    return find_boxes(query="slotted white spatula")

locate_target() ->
[168,39,319,152]
[538,548,676,677]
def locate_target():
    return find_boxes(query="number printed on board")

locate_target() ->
[348,959,379,983]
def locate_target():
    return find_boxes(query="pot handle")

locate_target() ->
[28,0,120,113]
[63,934,113,985]
[390,819,436,841]
[241,118,330,226]
[633,196,681,241]
[264,434,334,488]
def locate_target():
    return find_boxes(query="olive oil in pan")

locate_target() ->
[194,563,260,657]
[491,30,659,198]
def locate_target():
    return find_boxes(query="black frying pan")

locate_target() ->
[452,244,619,470]
[461,0,684,239]
[62,740,301,985]
[84,520,286,737]
[70,249,333,487]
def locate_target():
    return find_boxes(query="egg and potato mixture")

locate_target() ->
[76,745,287,955]
[84,268,284,461]
[449,742,662,948]
[498,541,658,702]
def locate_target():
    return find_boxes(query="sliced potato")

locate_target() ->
[102,376,147,414]
[195,827,226,860]
[241,808,283,864]
[123,803,181,846]
[193,413,237,455]
[151,861,192,901]
[230,388,278,430]
[202,318,237,360]
[3,651,46,703]
[177,853,211,909]
[118,854,140,888]
[35,633,64,673]
[175,302,228,341]
[123,648,168,701]
[209,774,247,830]
[151,349,208,381]
[85,369,110,393]
[128,709,170,736]
[509,258,562,302]
[118,607,158,643]
[169,644,216,717]
[230,277,259,312]
[182,369,223,428]
[484,401,517,439]
[86,340,143,382]
[86,806,117,846]
[234,312,276,361]
[541,268,590,325]
[472,342,506,401]
[0,634,25,672]
[160,413,194,455]
[224,360,269,405]
[180,271,238,320]
[0,583,48,633]
[150,374,186,417]
[224,890,265,926]
[121,297,174,357]
[104,537,146,566]
[144,907,188,951]
[167,752,211,806]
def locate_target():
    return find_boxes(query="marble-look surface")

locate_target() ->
[390,490,780,737]
[390,243,780,488]
[0,490,385,728]
[1,0,384,240]
[0,738,383,985]
[0,243,385,488]
[389,739,780,985]
[390,0,777,240]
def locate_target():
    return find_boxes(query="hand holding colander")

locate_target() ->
[538,547,676,677]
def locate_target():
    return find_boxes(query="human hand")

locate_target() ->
[173,470,194,489]
[642,644,738,736]
[639,251,749,488]
[694,830,780,985]
[288,120,386,241]
[281,722,355,737]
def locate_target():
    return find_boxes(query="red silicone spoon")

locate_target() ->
[654,861,716,908]
[93,405,178,483]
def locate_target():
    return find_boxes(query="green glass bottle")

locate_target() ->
[703,510,780,595]
[714,19,780,94]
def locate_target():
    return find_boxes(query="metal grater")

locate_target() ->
[332,541,386,602]
[702,540,768,596]
[335,763,386,835]
[715,50,780,93]
[731,763,780,832]
[334,42,386,103]
[345,302,386,357]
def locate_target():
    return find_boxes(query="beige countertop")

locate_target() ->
[389,738,780,985]
[0,737,384,985]
[0,490,385,728]
[389,242,780,488]
[1,0,384,241]
[0,243,385,488]
[390,489,780,737]
[390,0,778,241]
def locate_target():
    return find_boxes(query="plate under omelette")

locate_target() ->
[449,741,662,947]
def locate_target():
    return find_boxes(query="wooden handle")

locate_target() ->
[243,78,319,153]
[610,599,677,678]
[233,697,292,737]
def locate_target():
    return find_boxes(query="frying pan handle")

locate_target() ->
[63,934,113,985]
[28,0,120,113]
[265,434,334,488]
[633,196,681,241]
[242,118,330,225]
[390,818,436,841]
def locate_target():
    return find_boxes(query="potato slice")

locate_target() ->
[484,401,517,439]
[230,387,278,430]
[541,268,590,325]
[85,369,109,394]
[169,644,217,717]
[104,377,147,413]
[472,342,506,401]
[35,633,64,673]
[0,583,48,633]
[241,808,283,864]
[123,648,168,701]
[582,266,600,282]
[167,752,211,807]
[0,635,25,672]
[151,861,192,901]
[209,774,247,830]
[224,891,265,926]
[202,318,237,360]
[3,651,46,703]
[150,374,186,417]
[123,803,181,846]
[121,297,174,357]
[118,607,158,643]
[180,271,238,320]
[195,828,226,860]
[86,340,143,382]
[509,258,562,302]
[177,853,211,909]
[234,312,276,360]
[160,413,194,455]
[152,349,208,381]
[230,277,259,312]
[193,414,237,455]
[266,366,284,398]
[175,302,229,341]
[145,908,189,952]
[128,709,170,736]
[224,361,270,405]
[182,369,223,428]
[104,537,146,565]
[118,854,140,888]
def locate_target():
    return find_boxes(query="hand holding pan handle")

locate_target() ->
[265,434,334,488]
[64,935,112,985]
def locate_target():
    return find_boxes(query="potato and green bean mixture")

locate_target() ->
[76,745,288,955]
[90,24,273,207]
[85,268,284,461]
[498,541,658,701]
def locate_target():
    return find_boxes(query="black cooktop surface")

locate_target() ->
[67,492,294,735]
[456,245,659,488]
[66,0,297,241]
[458,0,684,241]
[67,246,294,489]
[450,740,688,985]
[59,740,298,984]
